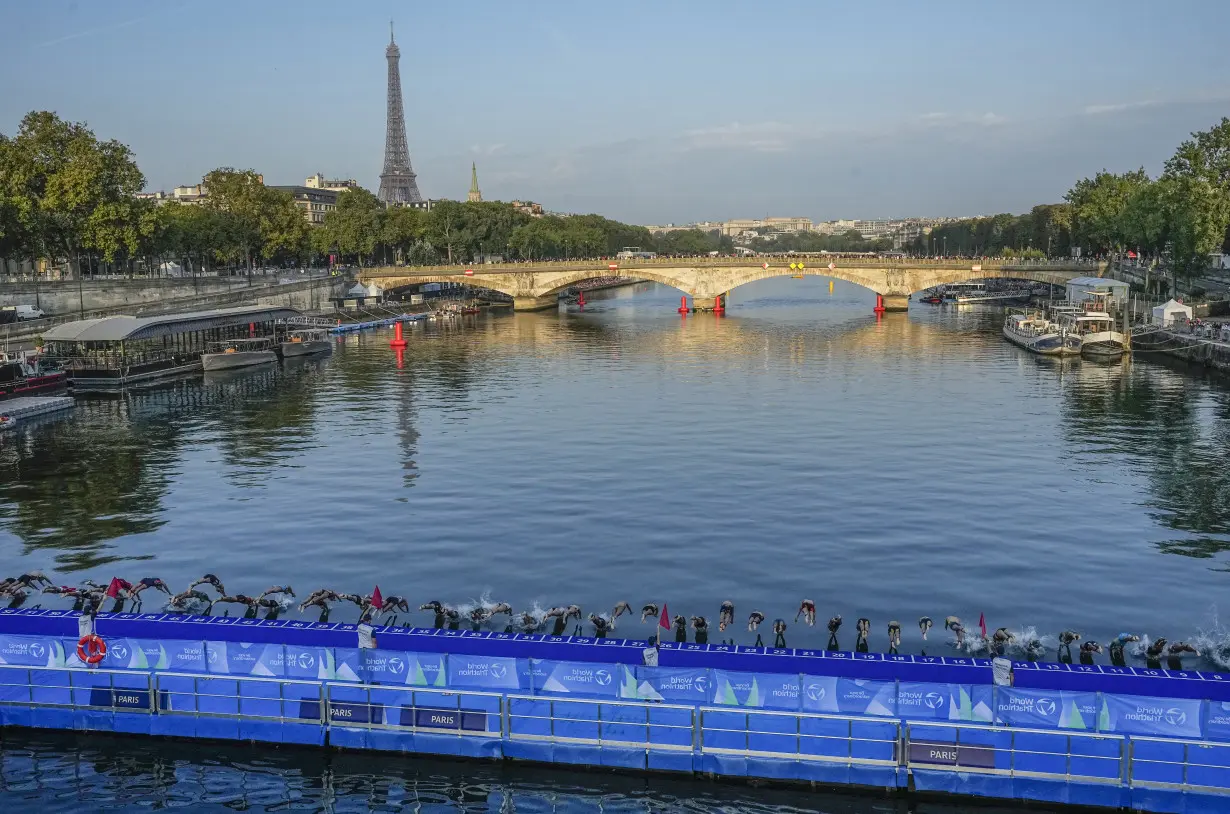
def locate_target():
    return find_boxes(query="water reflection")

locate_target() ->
[0,730,1046,814]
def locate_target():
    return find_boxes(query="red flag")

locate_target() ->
[658,603,670,644]
[978,613,987,639]
[370,585,383,610]
[106,578,122,599]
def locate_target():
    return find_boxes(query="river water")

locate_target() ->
[1,277,1228,809]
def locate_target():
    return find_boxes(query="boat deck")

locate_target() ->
[0,396,75,419]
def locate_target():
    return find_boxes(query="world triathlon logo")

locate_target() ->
[388,657,405,675]
[1035,698,1057,717]
[694,675,708,693]
[207,648,219,664]
[924,692,945,710]
[489,662,508,680]
[594,669,612,686]
[110,643,129,662]
[29,643,45,661]
[297,652,316,670]
[805,684,827,702]
[1165,708,1187,727]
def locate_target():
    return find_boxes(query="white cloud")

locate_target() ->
[1083,100,1159,115]
[680,121,797,153]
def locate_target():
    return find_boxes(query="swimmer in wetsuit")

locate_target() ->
[856,618,871,653]
[1108,633,1139,668]
[719,601,735,632]
[589,613,611,638]
[691,616,709,645]
[1145,638,1167,670]
[918,616,933,640]
[189,574,226,596]
[1058,630,1081,664]
[796,599,816,626]
[673,615,688,643]
[827,615,843,651]
[772,619,788,649]
[992,628,1014,657]
[748,611,766,646]
[641,603,658,623]
[167,589,211,614]
[1166,642,1199,671]
[887,621,902,654]
[1079,641,1103,665]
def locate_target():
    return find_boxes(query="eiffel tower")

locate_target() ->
[378,22,424,206]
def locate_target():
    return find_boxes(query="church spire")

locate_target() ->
[468,162,482,202]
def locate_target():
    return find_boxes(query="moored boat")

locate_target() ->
[1053,293,1127,360]
[0,413,16,432]
[0,351,67,399]
[280,329,332,358]
[201,338,277,372]
[1002,312,1082,355]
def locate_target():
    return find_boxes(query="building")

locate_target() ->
[304,173,360,193]
[268,185,339,225]
[468,163,482,203]
[377,23,425,206]
[511,200,544,218]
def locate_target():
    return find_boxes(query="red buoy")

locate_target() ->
[713,294,725,314]
[578,291,586,307]
[677,296,689,314]
[390,321,407,349]
[873,294,886,314]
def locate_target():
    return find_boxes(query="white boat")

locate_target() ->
[280,329,332,358]
[1052,293,1127,360]
[0,414,16,432]
[201,338,277,372]
[1003,312,1082,355]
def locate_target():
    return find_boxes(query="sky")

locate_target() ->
[2,0,1229,225]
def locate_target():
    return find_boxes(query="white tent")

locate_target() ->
[158,261,185,277]
[1152,299,1193,327]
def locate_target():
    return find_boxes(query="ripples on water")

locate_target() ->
[1,278,1229,661]
[0,730,1051,813]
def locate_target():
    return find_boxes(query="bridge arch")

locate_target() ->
[699,265,892,298]
[906,267,1086,294]
[376,274,524,299]
[533,269,694,298]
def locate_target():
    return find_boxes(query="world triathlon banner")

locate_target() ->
[0,635,65,667]
[709,669,803,710]
[631,666,710,704]
[530,659,630,698]
[205,642,288,677]
[1100,692,1203,739]
[362,649,447,688]
[897,681,993,722]
[1204,701,1230,742]
[69,638,208,673]
[995,687,1098,731]
[801,675,897,717]
[446,654,525,691]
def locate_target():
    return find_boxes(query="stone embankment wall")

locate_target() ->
[1133,329,1230,374]
[0,276,298,315]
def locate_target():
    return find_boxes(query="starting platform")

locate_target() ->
[0,396,74,420]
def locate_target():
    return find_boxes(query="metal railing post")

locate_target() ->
[147,672,156,714]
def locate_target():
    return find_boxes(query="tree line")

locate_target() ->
[909,118,1230,284]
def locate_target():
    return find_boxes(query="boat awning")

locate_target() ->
[43,306,302,344]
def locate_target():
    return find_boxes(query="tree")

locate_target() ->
[381,204,424,263]
[1065,169,1152,254]
[201,168,267,273]
[318,187,384,266]
[424,200,470,264]
[1161,118,1230,289]
[0,111,146,275]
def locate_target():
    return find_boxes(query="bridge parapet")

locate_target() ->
[357,259,1106,312]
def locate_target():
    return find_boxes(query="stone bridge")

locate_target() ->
[358,258,1107,312]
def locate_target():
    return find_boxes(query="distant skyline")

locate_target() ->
[3,0,1229,224]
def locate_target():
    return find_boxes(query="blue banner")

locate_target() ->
[93,638,207,673]
[801,676,897,716]
[1204,701,1230,742]
[1100,693,1203,739]
[898,682,992,722]
[532,659,625,698]
[711,669,801,710]
[0,635,64,667]
[996,687,1098,730]
[284,645,334,680]
[333,648,363,683]
[447,654,522,690]
[632,667,709,704]
[205,642,286,677]
[363,649,447,688]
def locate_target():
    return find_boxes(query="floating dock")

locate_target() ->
[0,608,1227,812]
[0,395,75,419]
[330,313,427,335]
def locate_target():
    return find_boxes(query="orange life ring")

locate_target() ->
[77,634,107,664]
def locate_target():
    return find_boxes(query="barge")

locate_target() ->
[0,609,1228,811]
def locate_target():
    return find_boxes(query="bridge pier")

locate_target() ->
[692,296,721,312]
[513,295,560,312]
[880,295,909,312]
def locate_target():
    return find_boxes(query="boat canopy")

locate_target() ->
[43,306,301,344]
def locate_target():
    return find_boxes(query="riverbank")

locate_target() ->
[1132,323,1230,376]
